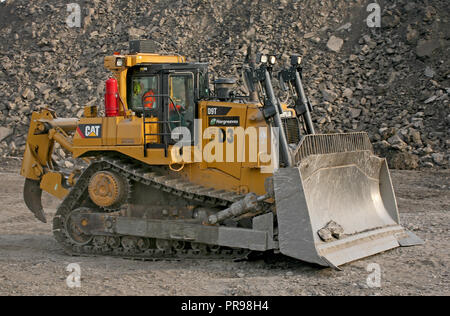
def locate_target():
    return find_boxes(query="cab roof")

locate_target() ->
[104,53,187,71]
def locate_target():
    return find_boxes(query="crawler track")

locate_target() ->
[52,156,252,261]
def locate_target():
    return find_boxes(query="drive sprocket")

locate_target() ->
[88,170,129,210]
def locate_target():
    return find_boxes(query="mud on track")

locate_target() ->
[0,159,448,296]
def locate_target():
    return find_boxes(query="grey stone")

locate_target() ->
[303,32,315,39]
[423,145,434,154]
[321,89,338,102]
[406,26,418,43]
[128,27,145,39]
[22,88,35,100]
[74,68,89,77]
[389,152,419,170]
[424,96,437,104]
[387,134,407,151]
[431,153,445,165]
[416,39,441,57]
[349,108,361,118]
[424,66,435,78]
[409,129,422,146]
[317,228,333,242]
[343,88,353,99]
[327,36,344,53]
[336,22,352,31]
[0,127,13,142]
[317,116,327,124]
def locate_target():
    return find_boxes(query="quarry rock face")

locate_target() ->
[0,0,448,169]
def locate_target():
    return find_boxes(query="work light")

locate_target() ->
[259,55,268,64]
[291,55,302,66]
[269,55,277,65]
[115,57,125,67]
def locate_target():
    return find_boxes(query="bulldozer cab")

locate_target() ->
[125,63,208,147]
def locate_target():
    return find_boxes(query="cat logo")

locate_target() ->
[77,124,102,139]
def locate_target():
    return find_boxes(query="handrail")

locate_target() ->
[141,94,185,155]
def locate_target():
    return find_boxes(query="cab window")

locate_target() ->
[169,73,195,130]
[127,75,158,112]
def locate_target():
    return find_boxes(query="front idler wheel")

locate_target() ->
[65,207,94,246]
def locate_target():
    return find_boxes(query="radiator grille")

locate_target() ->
[293,132,373,164]
[282,117,301,145]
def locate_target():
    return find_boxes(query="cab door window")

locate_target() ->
[169,73,195,131]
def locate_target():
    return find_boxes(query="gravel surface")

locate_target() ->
[0,159,448,296]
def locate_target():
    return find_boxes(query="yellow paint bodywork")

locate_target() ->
[22,104,284,198]
[69,99,274,196]
[40,172,69,199]
[21,109,57,180]
[22,52,291,200]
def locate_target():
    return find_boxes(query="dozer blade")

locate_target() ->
[274,133,423,268]
[24,178,47,223]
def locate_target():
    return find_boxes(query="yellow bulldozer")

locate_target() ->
[20,40,422,268]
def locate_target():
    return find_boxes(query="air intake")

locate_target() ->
[129,40,157,54]
[214,78,236,101]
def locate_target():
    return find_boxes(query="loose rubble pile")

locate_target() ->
[0,0,448,169]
